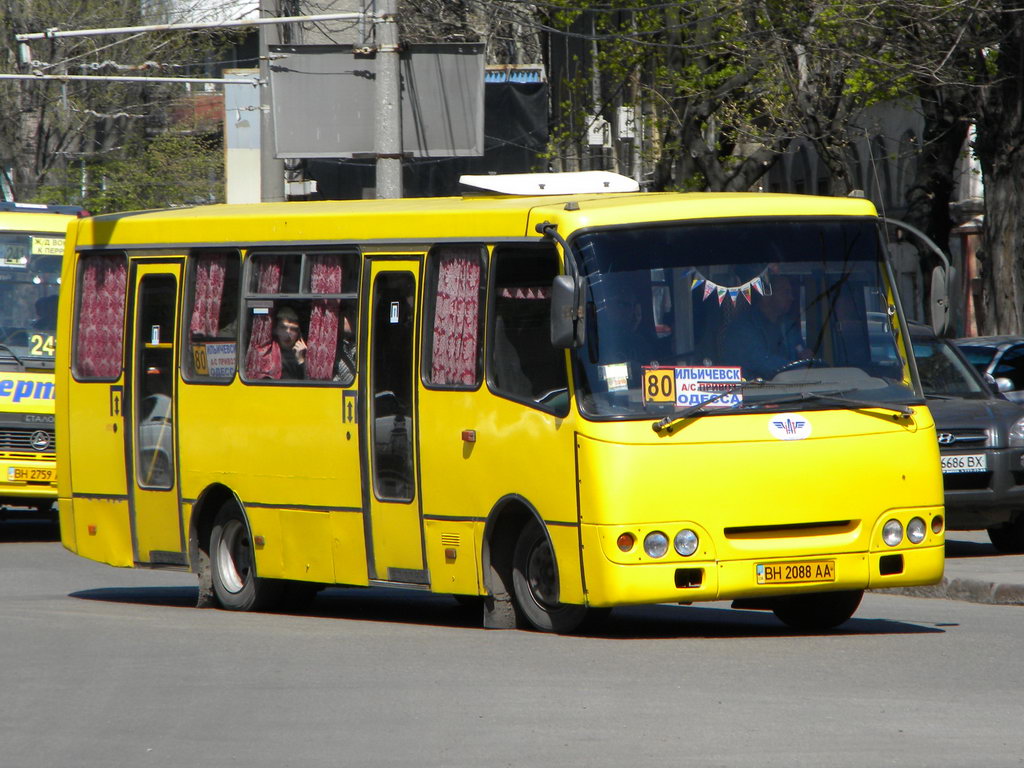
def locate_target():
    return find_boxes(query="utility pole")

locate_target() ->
[259,0,285,202]
[374,0,402,199]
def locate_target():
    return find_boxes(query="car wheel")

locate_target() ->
[771,589,863,632]
[511,520,588,633]
[210,503,282,611]
[987,518,1024,554]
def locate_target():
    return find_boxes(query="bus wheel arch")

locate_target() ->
[189,485,281,611]
[482,495,586,634]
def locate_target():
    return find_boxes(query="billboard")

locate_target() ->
[268,43,484,158]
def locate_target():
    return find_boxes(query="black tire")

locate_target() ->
[987,518,1024,554]
[771,589,863,632]
[209,504,282,611]
[511,521,588,633]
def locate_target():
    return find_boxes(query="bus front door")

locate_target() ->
[126,263,186,567]
[363,262,426,584]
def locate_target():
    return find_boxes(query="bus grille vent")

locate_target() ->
[440,533,460,547]
[723,520,854,538]
[0,428,56,456]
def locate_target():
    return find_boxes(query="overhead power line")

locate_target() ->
[15,12,372,42]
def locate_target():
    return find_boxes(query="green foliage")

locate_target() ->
[30,133,224,214]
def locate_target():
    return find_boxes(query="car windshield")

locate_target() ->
[914,337,990,400]
[569,218,917,419]
[0,232,62,367]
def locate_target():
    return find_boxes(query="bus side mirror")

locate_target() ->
[551,275,586,349]
[930,265,950,336]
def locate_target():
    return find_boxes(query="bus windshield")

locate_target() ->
[571,218,916,419]
[0,231,63,367]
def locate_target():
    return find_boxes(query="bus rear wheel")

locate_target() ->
[210,504,282,611]
[511,521,588,633]
[771,589,863,632]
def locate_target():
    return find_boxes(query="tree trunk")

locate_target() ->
[973,4,1024,335]
[976,167,1024,334]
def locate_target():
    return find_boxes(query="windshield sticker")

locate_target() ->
[31,237,64,256]
[768,413,812,441]
[643,366,743,408]
[600,363,629,392]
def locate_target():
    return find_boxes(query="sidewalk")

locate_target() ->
[884,530,1024,606]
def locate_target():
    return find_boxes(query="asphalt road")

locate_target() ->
[1,520,1022,768]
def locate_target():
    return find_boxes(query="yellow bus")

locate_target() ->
[1,202,85,519]
[55,174,945,632]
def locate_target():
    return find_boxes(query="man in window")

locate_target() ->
[274,306,306,379]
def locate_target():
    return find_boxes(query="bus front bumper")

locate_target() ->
[580,530,944,608]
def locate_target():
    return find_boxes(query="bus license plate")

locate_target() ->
[756,560,835,585]
[7,467,55,482]
[940,454,987,474]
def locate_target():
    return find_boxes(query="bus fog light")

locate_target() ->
[907,517,926,544]
[674,529,699,557]
[616,532,636,552]
[882,519,903,547]
[931,515,944,534]
[644,532,669,558]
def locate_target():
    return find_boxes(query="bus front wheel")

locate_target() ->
[511,521,588,633]
[210,504,282,611]
[771,589,863,632]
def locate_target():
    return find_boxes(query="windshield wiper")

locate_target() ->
[759,389,914,417]
[652,380,763,433]
[0,343,25,371]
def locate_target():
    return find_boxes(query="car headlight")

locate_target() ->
[674,529,699,557]
[883,519,903,547]
[1009,416,1024,447]
[644,531,669,558]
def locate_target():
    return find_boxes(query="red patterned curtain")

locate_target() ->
[75,254,127,379]
[431,248,481,386]
[244,255,282,379]
[189,254,226,337]
[306,253,343,380]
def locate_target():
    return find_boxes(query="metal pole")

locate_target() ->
[259,0,285,202]
[374,0,402,199]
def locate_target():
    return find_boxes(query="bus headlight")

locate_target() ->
[674,529,699,557]
[907,517,927,544]
[644,531,669,558]
[883,519,903,547]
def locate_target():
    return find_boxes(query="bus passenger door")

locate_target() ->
[127,263,186,566]
[363,261,425,584]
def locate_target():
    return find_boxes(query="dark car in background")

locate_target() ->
[954,335,1024,404]
[911,324,1024,552]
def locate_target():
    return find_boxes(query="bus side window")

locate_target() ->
[183,251,240,381]
[241,250,357,384]
[488,245,568,415]
[73,252,128,381]
[422,245,486,388]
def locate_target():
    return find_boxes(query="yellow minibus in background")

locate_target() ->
[54,173,944,632]
[1,202,85,519]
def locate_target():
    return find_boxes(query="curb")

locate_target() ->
[881,578,1024,606]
